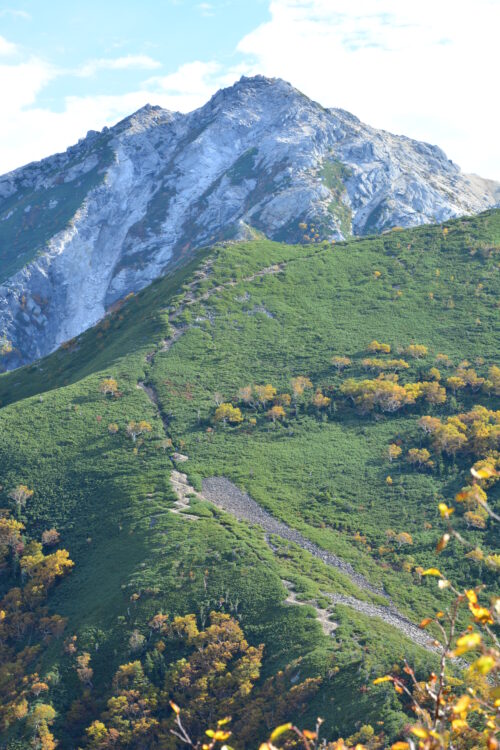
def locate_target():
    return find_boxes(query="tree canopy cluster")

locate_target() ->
[0,494,73,749]
[84,612,320,750]
[211,344,500,428]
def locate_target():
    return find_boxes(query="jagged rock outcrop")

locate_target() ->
[1,75,498,369]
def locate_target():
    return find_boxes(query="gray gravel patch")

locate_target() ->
[202,476,386,598]
[201,476,436,651]
[326,593,435,650]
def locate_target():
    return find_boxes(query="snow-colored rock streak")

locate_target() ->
[0,76,498,369]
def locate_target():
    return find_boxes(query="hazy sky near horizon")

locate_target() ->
[0,0,498,179]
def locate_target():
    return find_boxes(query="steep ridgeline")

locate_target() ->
[0,75,498,369]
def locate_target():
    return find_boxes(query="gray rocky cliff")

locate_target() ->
[0,75,498,369]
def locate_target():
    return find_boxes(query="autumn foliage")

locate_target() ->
[371,470,500,750]
[126,420,153,441]
[98,378,120,397]
[214,403,244,424]
[85,612,320,749]
[0,510,73,747]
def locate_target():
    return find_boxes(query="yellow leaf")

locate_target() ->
[469,603,494,624]
[438,503,454,518]
[465,589,478,604]
[411,727,428,739]
[452,695,470,714]
[453,632,481,656]
[212,731,232,741]
[419,618,432,628]
[169,701,180,715]
[269,723,293,742]
[451,719,468,732]
[470,655,495,675]
[373,676,393,684]
[302,730,317,740]
[217,717,232,726]
[471,466,497,479]
[422,568,442,577]
[391,744,410,750]
[428,731,442,740]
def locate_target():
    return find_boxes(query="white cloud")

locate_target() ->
[145,59,254,111]
[0,56,238,174]
[0,9,31,20]
[236,0,500,179]
[197,2,215,16]
[0,2,499,180]
[146,60,221,93]
[0,34,17,55]
[0,56,54,111]
[77,54,162,77]
[145,60,224,109]
[0,90,150,174]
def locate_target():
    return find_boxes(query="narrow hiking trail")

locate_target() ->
[283,580,339,636]
[163,470,340,637]
[144,257,286,368]
[145,241,331,370]
[135,255,436,651]
[168,470,201,521]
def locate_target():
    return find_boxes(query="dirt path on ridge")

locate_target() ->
[135,256,437,651]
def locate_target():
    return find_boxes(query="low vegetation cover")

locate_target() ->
[0,210,498,747]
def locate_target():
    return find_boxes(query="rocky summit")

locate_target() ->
[0,75,498,370]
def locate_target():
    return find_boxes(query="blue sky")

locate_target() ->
[1,0,499,179]
[0,1,269,107]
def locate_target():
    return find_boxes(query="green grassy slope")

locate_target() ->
[0,210,499,746]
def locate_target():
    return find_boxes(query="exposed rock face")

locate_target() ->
[0,75,498,369]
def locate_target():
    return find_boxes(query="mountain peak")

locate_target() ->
[113,103,179,134]
[201,74,303,114]
[227,74,293,93]
[0,76,499,370]
[236,73,283,87]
